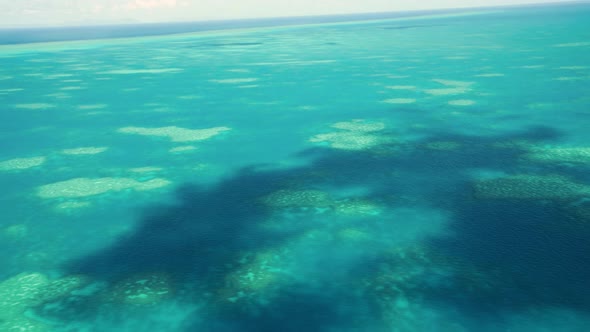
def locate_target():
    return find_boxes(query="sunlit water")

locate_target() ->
[1,3,590,331]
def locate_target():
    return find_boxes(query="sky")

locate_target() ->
[0,0,574,27]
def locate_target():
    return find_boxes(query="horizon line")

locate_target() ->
[0,0,587,30]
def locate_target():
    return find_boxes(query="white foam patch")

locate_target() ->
[383,98,416,104]
[101,68,183,75]
[521,65,544,69]
[209,78,259,84]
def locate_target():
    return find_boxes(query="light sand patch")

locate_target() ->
[424,87,469,96]
[448,99,476,106]
[45,74,74,79]
[444,56,470,60]
[37,177,171,199]
[129,167,163,173]
[0,88,24,93]
[61,147,108,155]
[249,60,336,66]
[101,68,183,75]
[298,105,317,111]
[209,78,259,84]
[45,93,71,99]
[170,146,198,153]
[432,79,474,88]
[553,42,590,47]
[178,95,201,100]
[558,66,588,70]
[385,85,417,90]
[60,86,85,91]
[475,73,505,77]
[118,126,231,142]
[383,98,416,104]
[78,104,107,110]
[331,120,386,132]
[15,103,55,110]
[55,201,92,211]
[0,157,46,171]
[227,69,251,73]
[554,76,586,81]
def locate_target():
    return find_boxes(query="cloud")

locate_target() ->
[124,0,178,10]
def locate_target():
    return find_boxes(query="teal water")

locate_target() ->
[1,3,590,331]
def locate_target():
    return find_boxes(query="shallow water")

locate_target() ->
[1,3,590,332]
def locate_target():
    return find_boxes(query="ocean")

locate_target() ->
[1,3,590,331]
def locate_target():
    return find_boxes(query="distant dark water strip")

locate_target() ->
[0,8,476,45]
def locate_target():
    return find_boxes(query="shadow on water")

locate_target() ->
[68,168,299,281]
[61,125,590,330]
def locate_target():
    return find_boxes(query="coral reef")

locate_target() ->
[0,273,86,331]
[61,147,108,155]
[37,177,171,199]
[383,98,417,104]
[107,273,173,306]
[309,120,390,151]
[473,174,590,200]
[262,190,332,208]
[217,250,290,308]
[525,147,590,164]
[117,126,231,142]
[0,157,46,171]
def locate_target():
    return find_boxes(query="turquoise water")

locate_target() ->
[1,4,590,331]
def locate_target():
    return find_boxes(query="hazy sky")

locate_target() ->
[0,0,571,27]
